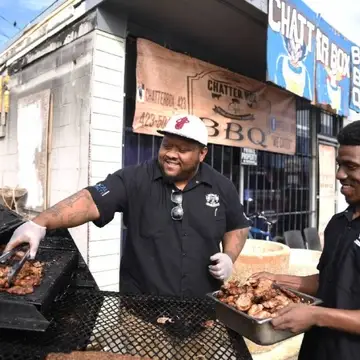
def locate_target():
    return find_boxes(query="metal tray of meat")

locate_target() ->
[207,288,323,346]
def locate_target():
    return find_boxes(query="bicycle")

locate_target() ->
[247,210,284,242]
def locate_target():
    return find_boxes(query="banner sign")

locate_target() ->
[267,0,317,102]
[315,18,351,117]
[267,0,359,117]
[134,39,297,155]
[350,43,360,113]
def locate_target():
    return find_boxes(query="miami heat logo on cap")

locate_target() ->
[175,117,190,130]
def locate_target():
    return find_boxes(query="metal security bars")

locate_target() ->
[243,99,312,238]
[123,100,313,238]
[123,38,342,240]
[318,111,342,138]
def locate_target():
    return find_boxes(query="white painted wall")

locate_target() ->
[0,108,18,187]
[0,28,125,291]
[88,30,125,292]
[0,31,94,262]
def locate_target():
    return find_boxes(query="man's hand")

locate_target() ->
[209,253,233,281]
[248,271,277,282]
[272,303,320,333]
[4,221,47,259]
[249,272,319,297]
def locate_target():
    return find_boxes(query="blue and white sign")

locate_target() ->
[267,0,317,101]
[350,43,360,113]
[315,18,351,117]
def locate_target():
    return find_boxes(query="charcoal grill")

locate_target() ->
[0,289,254,360]
[0,206,93,332]
[0,206,253,359]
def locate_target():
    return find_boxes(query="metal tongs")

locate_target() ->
[0,246,31,286]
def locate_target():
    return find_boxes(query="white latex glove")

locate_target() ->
[209,253,233,281]
[4,221,47,259]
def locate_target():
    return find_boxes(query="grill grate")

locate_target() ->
[0,289,253,360]
[0,248,78,313]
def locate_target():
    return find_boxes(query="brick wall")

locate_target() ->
[88,30,125,291]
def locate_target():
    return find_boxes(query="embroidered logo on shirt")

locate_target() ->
[205,193,220,208]
[94,183,110,197]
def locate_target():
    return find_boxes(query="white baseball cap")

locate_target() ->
[157,114,208,146]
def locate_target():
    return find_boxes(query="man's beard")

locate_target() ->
[158,160,199,183]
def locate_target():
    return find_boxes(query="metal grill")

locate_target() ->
[0,248,78,312]
[0,289,252,360]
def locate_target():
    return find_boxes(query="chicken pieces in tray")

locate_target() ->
[216,278,301,320]
[0,246,44,295]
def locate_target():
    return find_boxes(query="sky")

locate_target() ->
[303,0,360,120]
[303,0,360,44]
[0,0,57,47]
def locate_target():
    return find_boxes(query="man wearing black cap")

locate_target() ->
[4,114,249,298]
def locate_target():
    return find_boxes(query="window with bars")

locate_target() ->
[123,37,341,239]
[318,111,342,138]
[243,100,312,237]
[123,101,313,238]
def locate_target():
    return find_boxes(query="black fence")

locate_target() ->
[243,99,312,237]
[123,38,342,239]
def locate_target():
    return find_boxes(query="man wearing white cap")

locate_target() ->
[4,114,249,297]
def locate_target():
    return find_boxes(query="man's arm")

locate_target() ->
[249,272,319,296]
[272,298,360,335]
[209,227,248,281]
[209,183,250,281]
[222,180,251,262]
[33,189,100,230]
[223,227,249,263]
[274,273,319,297]
[315,308,360,335]
[4,170,130,258]
[4,190,100,258]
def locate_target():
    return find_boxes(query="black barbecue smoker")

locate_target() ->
[0,205,253,360]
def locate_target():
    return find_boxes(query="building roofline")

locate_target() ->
[0,0,87,66]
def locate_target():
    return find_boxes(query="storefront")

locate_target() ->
[119,6,343,240]
[0,0,348,290]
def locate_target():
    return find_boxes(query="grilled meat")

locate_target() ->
[235,293,254,312]
[0,249,44,294]
[216,279,304,320]
[280,287,301,303]
[6,285,34,295]
[251,310,273,319]
[253,278,273,298]
[247,304,263,316]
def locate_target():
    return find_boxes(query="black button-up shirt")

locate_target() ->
[299,208,360,360]
[87,159,248,298]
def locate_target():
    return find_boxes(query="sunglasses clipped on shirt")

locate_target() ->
[171,190,184,221]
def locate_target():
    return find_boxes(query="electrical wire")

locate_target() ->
[0,14,21,30]
[0,29,10,39]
